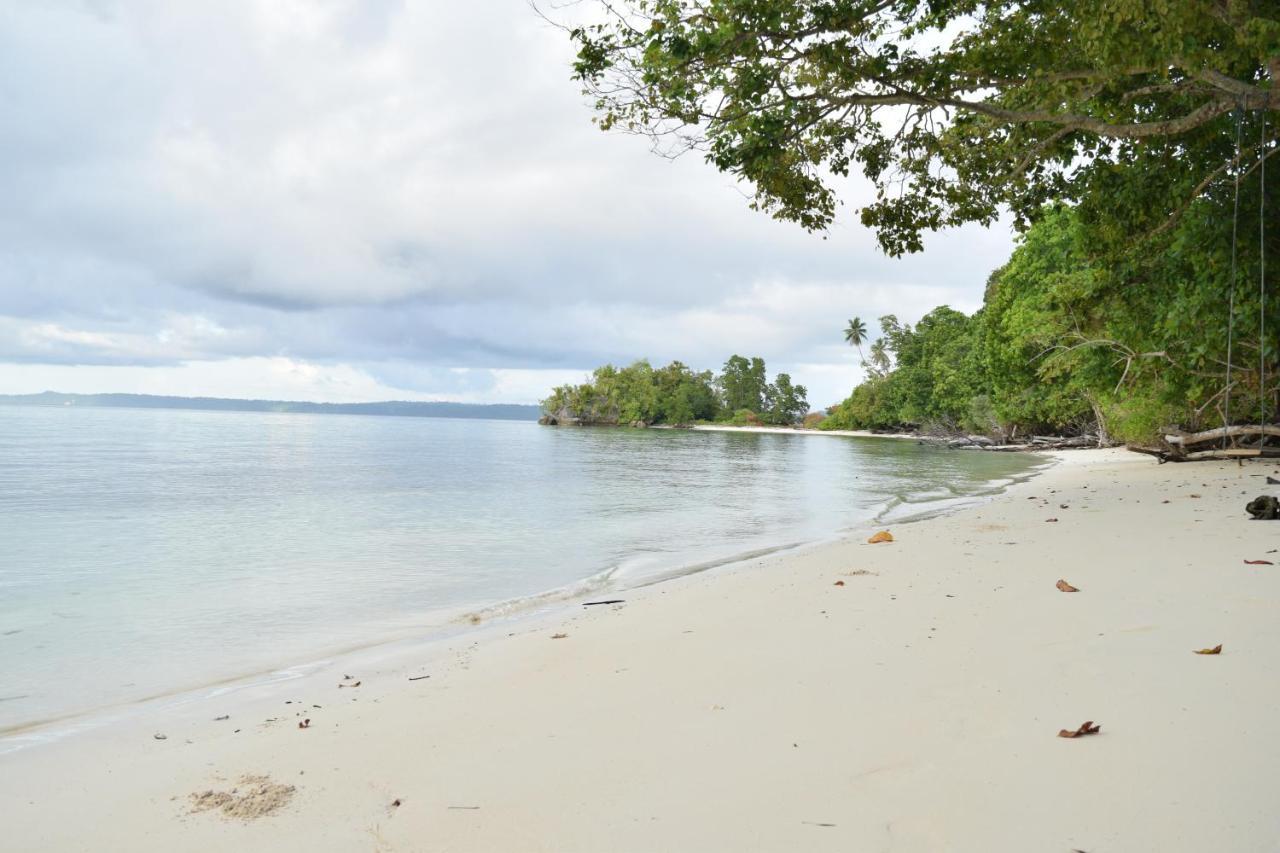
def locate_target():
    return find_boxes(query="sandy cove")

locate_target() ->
[6,447,1280,852]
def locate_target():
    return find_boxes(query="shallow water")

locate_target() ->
[0,406,1040,733]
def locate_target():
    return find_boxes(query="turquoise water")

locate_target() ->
[0,406,1040,735]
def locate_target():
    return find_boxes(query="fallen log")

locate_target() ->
[1125,444,1280,462]
[1164,425,1280,446]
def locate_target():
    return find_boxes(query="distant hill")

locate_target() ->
[0,392,541,421]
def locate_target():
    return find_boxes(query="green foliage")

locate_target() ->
[544,356,810,427]
[727,408,763,427]
[825,194,1280,442]
[717,355,768,412]
[762,373,809,425]
[568,0,1280,254]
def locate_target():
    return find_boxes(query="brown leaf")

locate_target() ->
[298,719,310,729]
[1193,644,1223,655]
[1057,721,1101,738]
[1244,559,1274,565]
[833,580,845,587]
[391,798,402,808]
[1189,494,1202,499]
[1045,518,1059,523]
[551,633,568,639]
[1056,579,1079,592]
[867,530,893,544]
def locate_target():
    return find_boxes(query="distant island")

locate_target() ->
[0,391,541,421]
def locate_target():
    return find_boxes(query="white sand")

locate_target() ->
[6,447,1280,852]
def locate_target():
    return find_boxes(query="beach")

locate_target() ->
[6,446,1280,852]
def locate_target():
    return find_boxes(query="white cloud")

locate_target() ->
[0,0,1016,404]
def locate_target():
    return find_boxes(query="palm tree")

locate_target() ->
[843,317,868,364]
[869,339,890,376]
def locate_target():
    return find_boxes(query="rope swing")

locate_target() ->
[1221,105,1270,449]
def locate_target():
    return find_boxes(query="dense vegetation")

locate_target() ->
[823,198,1279,443]
[561,2,1279,443]
[542,356,809,426]
[568,1,1278,253]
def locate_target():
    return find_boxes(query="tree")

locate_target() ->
[868,339,891,377]
[763,373,809,425]
[717,354,768,412]
[566,1,1280,254]
[843,317,868,365]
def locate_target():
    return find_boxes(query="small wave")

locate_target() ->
[459,564,623,625]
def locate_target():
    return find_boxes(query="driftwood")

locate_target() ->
[1165,425,1280,445]
[1130,424,1280,462]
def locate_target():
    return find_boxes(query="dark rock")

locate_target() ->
[1247,495,1280,520]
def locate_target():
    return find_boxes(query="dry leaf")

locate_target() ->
[551,633,568,639]
[298,719,310,729]
[867,530,893,544]
[1056,579,1079,592]
[1045,517,1059,523]
[391,798,402,808]
[1189,494,1202,499]
[1244,559,1274,565]
[1193,644,1223,655]
[1057,721,1101,738]
[833,580,845,587]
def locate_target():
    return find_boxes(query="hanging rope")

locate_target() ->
[1225,107,1244,447]
[1261,111,1269,427]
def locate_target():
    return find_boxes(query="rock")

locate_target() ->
[1246,495,1280,520]
[966,435,995,446]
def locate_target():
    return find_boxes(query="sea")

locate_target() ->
[0,405,1042,744]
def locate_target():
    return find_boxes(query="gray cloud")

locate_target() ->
[0,0,1015,406]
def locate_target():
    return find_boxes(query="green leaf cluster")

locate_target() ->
[543,355,809,427]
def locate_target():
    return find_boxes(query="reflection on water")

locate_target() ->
[0,406,1040,731]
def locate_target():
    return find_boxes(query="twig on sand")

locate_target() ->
[408,675,430,681]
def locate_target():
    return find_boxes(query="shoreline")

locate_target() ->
[9,447,1280,851]
[657,423,921,440]
[0,440,1046,751]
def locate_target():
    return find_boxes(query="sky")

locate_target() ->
[0,0,1016,408]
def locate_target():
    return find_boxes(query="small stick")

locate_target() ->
[582,599,625,606]
[408,675,430,681]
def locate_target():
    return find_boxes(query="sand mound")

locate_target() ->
[189,774,296,820]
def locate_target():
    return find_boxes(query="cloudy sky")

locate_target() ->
[0,0,1015,408]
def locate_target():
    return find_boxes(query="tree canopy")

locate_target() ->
[568,1,1280,253]
[543,355,809,426]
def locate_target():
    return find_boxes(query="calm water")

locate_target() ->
[0,406,1040,735]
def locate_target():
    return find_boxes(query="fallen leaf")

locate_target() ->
[1057,721,1101,738]
[1193,644,1223,655]
[1045,518,1059,523]
[551,633,568,639]
[1056,579,1080,592]
[867,530,893,544]
[298,719,310,729]
[1190,494,1202,499]
[1244,559,1274,565]
[833,580,845,587]
[391,798,402,808]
